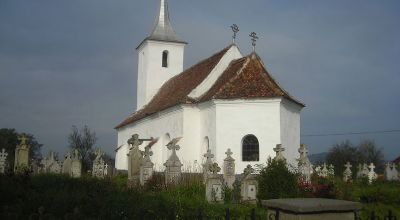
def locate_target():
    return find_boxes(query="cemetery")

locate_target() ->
[1,0,399,219]
[0,133,399,219]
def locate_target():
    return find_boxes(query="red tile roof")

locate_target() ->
[115,45,232,129]
[116,48,304,129]
[199,53,305,106]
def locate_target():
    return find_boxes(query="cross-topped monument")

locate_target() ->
[0,148,8,173]
[345,162,352,170]
[18,135,29,149]
[273,144,286,161]
[299,144,308,156]
[225,148,233,158]
[244,164,255,176]
[230,24,239,43]
[249,32,259,52]
[209,162,221,174]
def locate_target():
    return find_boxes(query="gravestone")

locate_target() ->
[127,134,144,184]
[0,148,8,174]
[14,135,30,172]
[202,148,214,183]
[241,165,258,203]
[205,162,223,203]
[43,151,61,174]
[70,149,82,178]
[384,163,399,181]
[164,137,183,184]
[140,143,154,186]
[356,164,367,179]
[367,163,377,184]
[273,144,286,162]
[343,162,352,182]
[223,148,235,189]
[62,152,72,174]
[320,163,329,178]
[328,164,335,177]
[297,144,313,183]
[392,163,399,181]
[92,149,106,178]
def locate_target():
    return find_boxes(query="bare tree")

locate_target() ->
[326,140,358,176]
[68,125,97,171]
[357,139,384,172]
[326,139,385,176]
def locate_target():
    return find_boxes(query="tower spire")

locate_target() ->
[148,0,184,43]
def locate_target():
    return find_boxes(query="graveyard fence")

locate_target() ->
[1,207,263,220]
[1,207,398,220]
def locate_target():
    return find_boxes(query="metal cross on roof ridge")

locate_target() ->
[249,32,259,52]
[230,24,239,44]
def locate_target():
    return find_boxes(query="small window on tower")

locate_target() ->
[162,50,169,68]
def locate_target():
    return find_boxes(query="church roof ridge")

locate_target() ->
[115,44,234,129]
[198,52,305,107]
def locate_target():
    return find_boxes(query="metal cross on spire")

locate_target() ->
[230,24,239,44]
[249,32,259,52]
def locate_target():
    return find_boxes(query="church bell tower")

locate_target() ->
[136,0,187,110]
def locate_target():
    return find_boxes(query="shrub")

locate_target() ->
[257,158,299,200]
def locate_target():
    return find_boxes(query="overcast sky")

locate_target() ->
[1,0,399,160]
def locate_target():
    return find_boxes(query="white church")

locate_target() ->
[115,0,305,173]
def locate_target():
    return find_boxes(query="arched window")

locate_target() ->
[162,50,168,67]
[242,135,259,161]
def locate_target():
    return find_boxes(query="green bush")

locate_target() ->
[0,173,266,219]
[257,158,299,200]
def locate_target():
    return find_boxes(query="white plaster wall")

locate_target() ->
[198,102,217,164]
[115,106,184,170]
[213,99,282,173]
[136,40,185,110]
[188,45,242,98]
[115,98,302,173]
[280,99,303,166]
[181,105,201,171]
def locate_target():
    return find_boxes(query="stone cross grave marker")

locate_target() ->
[140,141,155,186]
[343,162,352,182]
[164,137,183,184]
[14,134,30,172]
[368,163,377,184]
[71,149,82,178]
[206,162,222,203]
[320,163,328,178]
[203,148,214,183]
[127,134,144,183]
[297,144,313,183]
[92,148,106,178]
[43,151,61,174]
[62,152,72,175]
[223,148,235,189]
[273,144,286,162]
[241,164,258,202]
[0,148,8,173]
